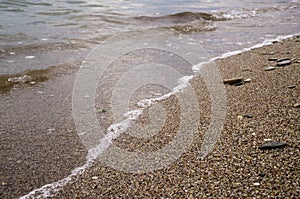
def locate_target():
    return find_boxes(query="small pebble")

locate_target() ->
[223,78,244,85]
[258,173,266,177]
[25,56,35,59]
[276,58,290,62]
[91,176,99,180]
[268,58,278,61]
[294,103,300,108]
[265,66,276,71]
[277,59,291,67]
[263,138,272,142]
[253,182,260,186]
[243,114,253,118]
[244,78,251,83]
[288,85,296,89]
[258,141,287,150]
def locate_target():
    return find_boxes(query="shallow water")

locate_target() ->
[0,0,299,75]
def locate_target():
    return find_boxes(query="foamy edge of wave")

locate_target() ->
[20,32,299,199]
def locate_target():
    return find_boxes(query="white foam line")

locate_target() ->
[20,32,299,198]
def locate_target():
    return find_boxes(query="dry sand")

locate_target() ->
[0,36,299,198]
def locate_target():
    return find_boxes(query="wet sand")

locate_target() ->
[0,36,299,198]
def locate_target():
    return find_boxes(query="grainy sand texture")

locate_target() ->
[0,36,299,198]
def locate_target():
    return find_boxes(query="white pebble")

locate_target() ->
[25,56,35,59]
[263,138,272,142]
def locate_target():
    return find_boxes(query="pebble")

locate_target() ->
[244,78,252,83]
[25,56,35,59]
[91,176,99,180]
[223,78,244,86]
[237,115,243,120]
[294,103,300,108]
[277,60,291,67]
[264,66,276,71]
[288,85,296,89]
[97,109,106,113]
[258,141,287,150]
[268,58,278,61]
[243,114,253,118]
[47,128,56,134]
[0,49,5,53]
[263,138,272,142]
[253,182,260,186]
[276,58,290,62]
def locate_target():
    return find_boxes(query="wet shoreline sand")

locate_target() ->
[1,36,299,198]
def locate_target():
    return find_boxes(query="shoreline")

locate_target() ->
[1,35,299,198]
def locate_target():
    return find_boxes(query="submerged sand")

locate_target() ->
[0,36,299,198]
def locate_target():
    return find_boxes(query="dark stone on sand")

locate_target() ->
[277,59,291,67]
[223,78,244,86]
[258,142,287,150]
[243,114,253,118]
[258,173,266,177]
[268,58,278,61]
[288,85,296,89]
[265,66,276,71]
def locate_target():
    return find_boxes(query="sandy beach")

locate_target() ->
[0,36,299,198]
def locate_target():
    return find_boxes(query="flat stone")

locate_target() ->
[243,114,253,118]
[277,59,291,67]
[268,58,278,61]
[294,103,300,108]
[258,141,287,150]
[223,78,244,86]
[244,78,252,83]
[276,58,290,62]
[288,85,296,89]
[264,66,276,71]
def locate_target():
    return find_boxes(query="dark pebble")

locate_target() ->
[288,85,296,89]
[258,173,266,177]
[258,142,287,150]
[268,58,278,61]
[223,78,244,86]
[243,114,253,118]
[277,60,291,67]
